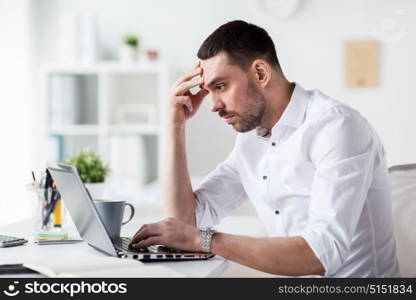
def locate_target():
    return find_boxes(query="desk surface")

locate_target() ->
[0,217,228,278]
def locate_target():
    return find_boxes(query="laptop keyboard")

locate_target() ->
[115,237,146,252]
[115,237,183,253]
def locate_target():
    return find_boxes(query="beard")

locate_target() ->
[219,81,266,133]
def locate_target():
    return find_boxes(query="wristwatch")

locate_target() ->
[200,227,217,253]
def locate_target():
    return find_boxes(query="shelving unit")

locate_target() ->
[42,61,169,193]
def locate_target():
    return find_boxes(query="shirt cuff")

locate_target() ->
[194,191,217,228]
[301,230,344,276]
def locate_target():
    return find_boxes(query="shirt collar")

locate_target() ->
[255,83,309,139]
[274,82,309,129]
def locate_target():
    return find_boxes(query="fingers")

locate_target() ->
[175,67,202,87]
[173,95,193,113]
[131,236,160,249]
[183,89,208,115]
[129,226,146,245]
[173,77,204,96]
[194,88,209,102]
[172,60,204,95]
[129,223,163,245]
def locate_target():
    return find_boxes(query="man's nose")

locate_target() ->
[210,96,225,112]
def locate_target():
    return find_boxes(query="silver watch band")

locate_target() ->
[200,227,216,253]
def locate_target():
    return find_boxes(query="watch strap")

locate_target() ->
[200,227,216,253]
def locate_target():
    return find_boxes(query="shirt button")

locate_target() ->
[262,175,268,180]
[271,142,276,146]
[275,210,280,215]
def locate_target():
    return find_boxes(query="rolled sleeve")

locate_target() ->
[194,147,248,228]
[300,112,380,276]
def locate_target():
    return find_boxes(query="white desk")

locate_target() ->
[0,217,228,278]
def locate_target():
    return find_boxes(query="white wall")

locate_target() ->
[0,0,35,225]
[33,0,416,176]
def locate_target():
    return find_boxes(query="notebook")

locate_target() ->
[23,257,183,278]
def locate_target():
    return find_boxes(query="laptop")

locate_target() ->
[47,162,214,261]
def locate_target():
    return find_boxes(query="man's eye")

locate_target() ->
[216,84,225,90]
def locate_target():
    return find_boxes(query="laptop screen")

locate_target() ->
[47,163,118,257]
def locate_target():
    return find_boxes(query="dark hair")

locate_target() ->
[197,20,281,71]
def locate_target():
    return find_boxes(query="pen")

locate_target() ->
[53,198,62,228]
[52,184,62,228]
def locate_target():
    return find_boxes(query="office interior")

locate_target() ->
[0,0,415,277]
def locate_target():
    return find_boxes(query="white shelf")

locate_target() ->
[49,125,102,136]
[108,124,160,135]
[43,60,169,184]
[42,61,166,75]
[49,124,160,136]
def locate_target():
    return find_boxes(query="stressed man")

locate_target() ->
[129,20,400,277]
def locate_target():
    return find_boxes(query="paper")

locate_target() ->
[64,265,183,278]
[345,40,379,87]
[24,257,142,277]
[23,256,182,278]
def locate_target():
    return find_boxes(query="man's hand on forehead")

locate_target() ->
[197,60,204,88]
[168,61,209,123]
[192,61,205,93]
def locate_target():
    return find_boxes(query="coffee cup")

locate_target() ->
[93,199,135,240]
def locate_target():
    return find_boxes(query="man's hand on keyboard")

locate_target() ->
[128,217,202,252]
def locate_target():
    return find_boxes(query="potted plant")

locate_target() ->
[119,34,140,62]
[64,149,110,199]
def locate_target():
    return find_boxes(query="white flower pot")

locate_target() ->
[118,45,138,62]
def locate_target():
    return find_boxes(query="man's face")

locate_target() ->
[200,53,266,133]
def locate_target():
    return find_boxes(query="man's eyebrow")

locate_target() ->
[203,76,228,90]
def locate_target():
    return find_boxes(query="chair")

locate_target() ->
[388,164,416,277]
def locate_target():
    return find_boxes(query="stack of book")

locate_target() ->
[34,231,68,243]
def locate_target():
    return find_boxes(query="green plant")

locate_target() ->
[64,149,109,183]
[124,35,139,47]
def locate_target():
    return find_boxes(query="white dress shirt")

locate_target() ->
[194,83,400,277]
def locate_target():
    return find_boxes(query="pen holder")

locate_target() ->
[29,170,69,241]
[36,186,64,228]
[35,187,54,231]
[34,186,69,241]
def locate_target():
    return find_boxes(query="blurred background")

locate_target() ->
[1,0,415,226]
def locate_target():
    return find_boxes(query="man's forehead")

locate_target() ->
[201,54,228,77]
[200,53,237,85]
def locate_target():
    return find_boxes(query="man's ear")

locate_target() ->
[251,59,271,88]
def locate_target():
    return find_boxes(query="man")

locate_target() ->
[129,20,400,277]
